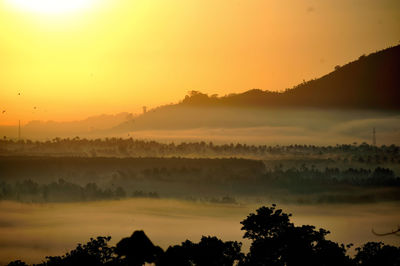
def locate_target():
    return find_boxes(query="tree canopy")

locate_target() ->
[7,204,400,266]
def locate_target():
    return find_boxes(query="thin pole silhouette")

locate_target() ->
[18,120,21,141]
[372,127,376,146]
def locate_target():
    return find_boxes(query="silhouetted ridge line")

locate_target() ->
[179,45,400,109]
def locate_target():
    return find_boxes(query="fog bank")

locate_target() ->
[0,199,399,265]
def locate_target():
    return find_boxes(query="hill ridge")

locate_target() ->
[177,45,400,109]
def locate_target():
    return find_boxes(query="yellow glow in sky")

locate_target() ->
[6,0,94,14]
[0,0,399,125]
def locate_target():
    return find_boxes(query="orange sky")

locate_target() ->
[0,0,399,125]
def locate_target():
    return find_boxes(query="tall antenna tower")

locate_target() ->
[18,120,21,141]
[372,127,376,146]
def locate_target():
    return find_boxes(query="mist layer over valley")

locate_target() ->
[1,141,400,264]
[1,108,399,146]
[1,153,400,204]
[1,45,400,265]
[2,45,399,146]
[0,199,399,265]
[115,107,400,145]
[1,0,400,263]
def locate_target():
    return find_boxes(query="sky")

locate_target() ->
[0,0,399,125]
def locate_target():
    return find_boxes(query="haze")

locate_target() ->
[0,200,399,264]
[1,1,400,265]
[1,0,399,125]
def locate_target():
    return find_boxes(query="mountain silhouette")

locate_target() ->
[179,45,400,109]
[110,45,400,133]
[5,45,398,139]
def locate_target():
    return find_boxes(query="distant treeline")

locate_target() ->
[1,156,399,188]
[7,204,400,266]
[0,179,159,202]
[0,156,264,184]
[262,166,400,203]
[0,179,242,204]
[1,155,399,203]
[1,139,399,163]
[266,166,400,187]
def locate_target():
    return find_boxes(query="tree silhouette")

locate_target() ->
[35,236,115,266]
[354,242,400,266]
[159,236,243,266]
[7,261,28,266]
[240,204,352,266]
[5,205,400,266]
[115,230,163,266]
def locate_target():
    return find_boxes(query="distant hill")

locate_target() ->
[21,112,135,138]
[4,45,399,143]
[179,45,400,109]
[109,45,400,143]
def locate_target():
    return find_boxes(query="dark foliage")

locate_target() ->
[0,179,129,202]
[7,205,400,266]
[240,204,353,266]
[354,242,400,266]
[115,230,163,266]
[1,160,399,203]
[1,139,399,163]
[36,236,115,266]
[159,236,243,266]
[7,261,28,266]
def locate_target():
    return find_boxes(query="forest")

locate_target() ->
[1,138,399,162]
[1,139,399,265]
[0,139,399,204]
[6,204,400,266]
[2,2,400,265]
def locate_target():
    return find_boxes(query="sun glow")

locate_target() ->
[7,0,95,14]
